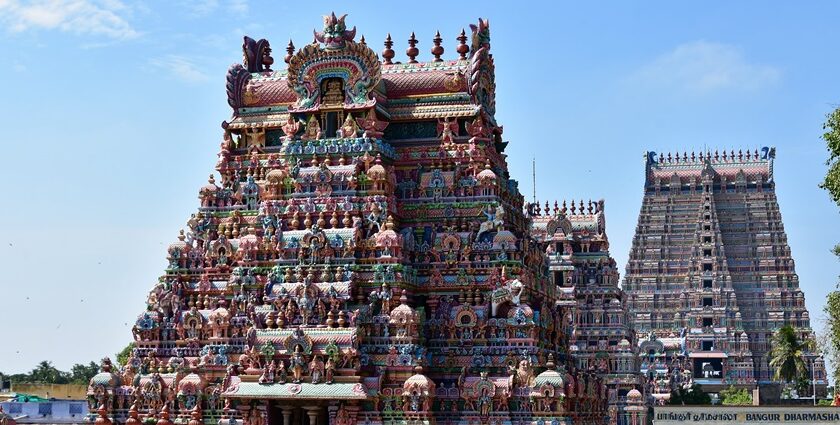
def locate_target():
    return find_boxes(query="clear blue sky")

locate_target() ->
[1,1,839,375]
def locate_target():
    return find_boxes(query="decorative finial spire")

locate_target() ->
[359,34,366,46]
[125,404,140,425]
[95,405,112,425]
[157,405,173,425]
[285,39,295,64]
[382,33,394,64]
[406,32,419,63]
[456,29,469,60]
[431,30,444,62]
[187,406,202,425]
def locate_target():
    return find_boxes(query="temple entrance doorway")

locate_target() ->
[268,404,329,425]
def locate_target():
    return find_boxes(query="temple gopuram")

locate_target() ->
[86,13,609,425]
[530,200,645,425]
[622,149,827,403]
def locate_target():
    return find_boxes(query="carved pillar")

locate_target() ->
[280,406,292,425]
[304,406,319,425]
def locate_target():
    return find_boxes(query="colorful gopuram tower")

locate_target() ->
[530,200,644,425]
[622,149,827,402]
[86,13,608,425]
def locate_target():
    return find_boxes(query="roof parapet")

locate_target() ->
[645,147,775,167]
[528,199,605,217]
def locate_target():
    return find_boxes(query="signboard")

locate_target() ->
[654,406,840,425]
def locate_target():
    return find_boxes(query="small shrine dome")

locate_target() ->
[403,366,435,396]
[508,303,534,319]
[177,372,206,394]
[375,216,399,248]
[168,230,190,253]
[89,371,121,389]
[389,291,418,324]
[534,368,565,388]
[493,230,517,247]
[266,168,288,182]
[209,304,230,321]
[627,388,643,402]
[88,358,121,390]
[367,154,387,180]
[239,227,260,247]
[200,175,219,193]
[533,355,565,389]
[477,161,497,183]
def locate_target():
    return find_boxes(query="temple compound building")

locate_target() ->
[530,200,645,425]
[622,149,827,403]
[86,13,613,425]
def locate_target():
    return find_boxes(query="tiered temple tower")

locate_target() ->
[623,149,827,401]
[530,200,644,425]
[86,13,607,425]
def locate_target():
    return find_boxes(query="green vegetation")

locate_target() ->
[719,386,753,405]
[0,360,99,385]
[116,342,136,367]
[820,107,840,386]
[769,325,815,384]
[668,383,712,405]
[820,106,840,205]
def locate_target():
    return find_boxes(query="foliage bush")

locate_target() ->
[719,386,752,405]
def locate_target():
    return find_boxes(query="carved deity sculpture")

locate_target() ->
[290,347,305,383]
[301,115,323,141]
[309,356,325,384]
[277,360,287,384]
[282,115,301,141]
[380,282,393,313]
[325,357,336,384]
[258,360,275,384]
[338,114,358,138]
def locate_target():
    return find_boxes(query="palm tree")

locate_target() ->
[768,325,814,384]
[28,361,69,384]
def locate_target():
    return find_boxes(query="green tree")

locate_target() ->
[69,362,99,385]
[668,383,712,405]
[821,106,840,397]
[116,342,136,367]
[824,291,840,384]
[768,325,814,384]
[6,373,30,383]
[719,386,753,405]
[820,106,840,205]
[28,361,69,384]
